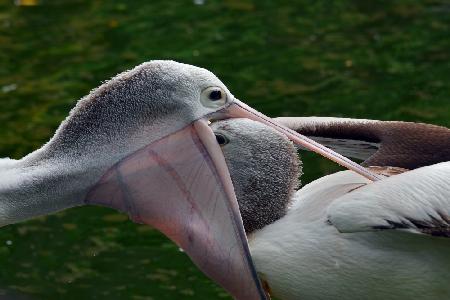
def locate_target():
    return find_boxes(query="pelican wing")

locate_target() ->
[275,117,450,170]
[327,162,450,238]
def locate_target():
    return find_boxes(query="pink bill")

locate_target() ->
[219,100,383,181]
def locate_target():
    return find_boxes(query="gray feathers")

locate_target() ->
[0,158,15,169]
[212,119,301,234]
[27,60,223,165]
[45,62,183,157]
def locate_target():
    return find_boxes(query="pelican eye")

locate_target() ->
[200,87,227,108]
[209,90,222,101]
[214,133,229,146]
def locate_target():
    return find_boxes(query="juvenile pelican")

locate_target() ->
[212,118,450,300]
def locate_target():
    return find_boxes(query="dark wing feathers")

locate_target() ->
[275,117,450,169]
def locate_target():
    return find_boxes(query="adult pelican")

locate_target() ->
[212,118,450,300]
[0,61,379,299]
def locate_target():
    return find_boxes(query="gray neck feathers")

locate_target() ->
[0,158,89,226]
[26,61,193,165]
[212,119,301,234]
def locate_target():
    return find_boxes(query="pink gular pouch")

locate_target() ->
[86,100,382,300]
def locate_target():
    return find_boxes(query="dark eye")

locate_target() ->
[209,90,222,101]
[215,133,229,146]
[200,87,227,108]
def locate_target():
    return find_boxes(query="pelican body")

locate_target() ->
[212,118,450,300]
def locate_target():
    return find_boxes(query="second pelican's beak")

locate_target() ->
[217,100,382,182]
[85,119,267,300]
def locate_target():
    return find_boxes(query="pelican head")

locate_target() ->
[28,60,231,162]
[211,118,301,234]
[2,61,234,225]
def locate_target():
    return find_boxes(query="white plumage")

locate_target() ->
[249,164,450,300]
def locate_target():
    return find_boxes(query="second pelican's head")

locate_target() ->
[211,119,301,234]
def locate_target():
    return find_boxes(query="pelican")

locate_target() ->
[211,118,449,300]
[1,61,380,300]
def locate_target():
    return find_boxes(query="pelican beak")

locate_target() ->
[216,99,382,181]
[85,119,267,300]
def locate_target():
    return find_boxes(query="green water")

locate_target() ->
[0,1,449,299]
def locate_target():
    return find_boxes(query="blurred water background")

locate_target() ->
[0,0,449,299]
